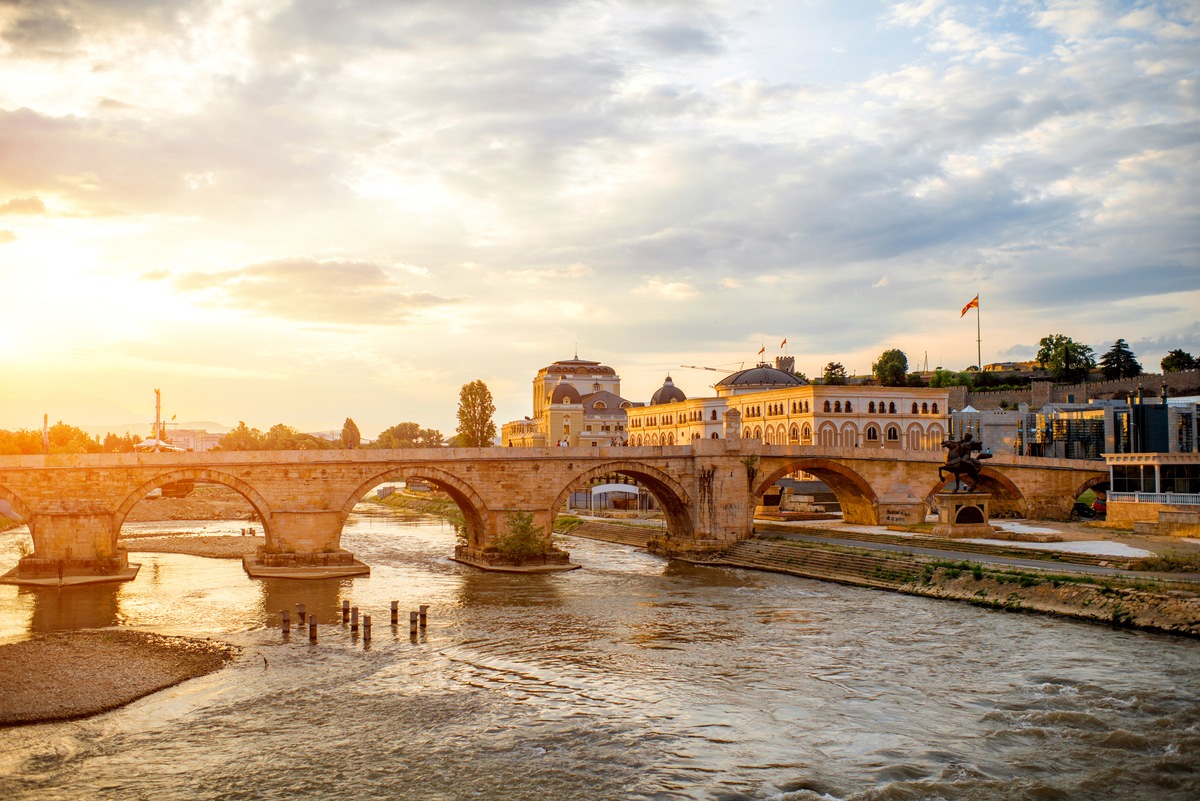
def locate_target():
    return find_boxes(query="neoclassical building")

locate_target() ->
[502,357,639,447]
[627,359,950,451]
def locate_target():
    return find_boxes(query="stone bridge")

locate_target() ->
[0,439,1105,580]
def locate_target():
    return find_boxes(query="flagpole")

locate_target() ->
[976,293,982,371]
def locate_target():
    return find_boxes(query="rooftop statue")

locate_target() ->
[938,433,992,492]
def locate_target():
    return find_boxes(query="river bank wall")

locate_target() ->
[564,521,1200,638]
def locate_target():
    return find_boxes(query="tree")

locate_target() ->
[1098,339,1143,380]
[821,362,848,385]
[928,369,972,388]
[341,417,361,449]
[456,380,496,447]
[1035,334,1096,383]
[1162,349,1198,373]
[905,372,927,388]
[214,421,267,451]
[872,349,908,386]
[492,511,550,558]
[374,422,444,449]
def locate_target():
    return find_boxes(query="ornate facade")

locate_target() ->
[502,357,639,447]
[627,360,950,451]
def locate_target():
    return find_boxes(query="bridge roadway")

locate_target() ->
[0,440,1106,581]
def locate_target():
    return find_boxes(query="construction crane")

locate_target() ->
[680,363,743,373]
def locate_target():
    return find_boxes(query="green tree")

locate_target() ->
[492,511,549,558]
[928,369,972,388]
[905,372,927,387]
[821,362,848,385]
[456,380,496,447]
[872,349,908,386]
[1161,349,1198,373]
[1035,334,1096,383]
[374,422,444,449]
[214,421,267,451]
[341,418,361,449]
[1098,339,1143,380]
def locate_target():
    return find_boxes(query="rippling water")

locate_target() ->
[1,504,1197,800]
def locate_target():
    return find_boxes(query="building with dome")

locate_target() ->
[502,357,640,447]
[626,357,951,450]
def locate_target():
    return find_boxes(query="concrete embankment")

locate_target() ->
[563,521,1200,637]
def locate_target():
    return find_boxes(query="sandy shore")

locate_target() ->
[124,535,259,559]
[0,630,240,726]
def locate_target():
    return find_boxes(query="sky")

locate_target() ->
[0,0,1197,439]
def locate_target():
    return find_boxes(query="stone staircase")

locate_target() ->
[707,539,924,589]
[558,520,657,548]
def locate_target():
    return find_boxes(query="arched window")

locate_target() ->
[754,427,763,439]
[845,401,853,413]
[932,403,939,414]
[869,401,876,413]
[711,409,718,420]
[921,402,929,414]
[711,432,720,439]
[805,401,810,412]
[912,402,919,414]
[834,401,842,413]
[889,402,896,414]
[886,425,899,441]
[790,424,799,442]
[667,433,675,445]
[824,400,831,412]
[594,401,606,409]
[866,425,879,442]
[802,424,812,441]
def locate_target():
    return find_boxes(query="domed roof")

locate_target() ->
[650,375,687,405]
[549,379,582,405]
[715,363,804,391]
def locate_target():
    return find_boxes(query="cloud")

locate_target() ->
[0,230,15,244]
[174,258,457,325]
[634,277,699,301]
[0,196,46,215]
[638,23,724,57]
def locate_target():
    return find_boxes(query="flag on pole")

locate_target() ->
[780,338,787,348]
[758,344,765,355]
[960,294,979,317]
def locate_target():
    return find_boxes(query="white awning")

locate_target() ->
[590,483,639,496]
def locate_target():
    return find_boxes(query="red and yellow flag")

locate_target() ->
[780,338,787,348]
[758,345,765,355]
[960,294,979,317]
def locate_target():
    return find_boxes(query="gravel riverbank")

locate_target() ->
[0,630,240,726]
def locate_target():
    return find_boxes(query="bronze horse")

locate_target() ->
[939,435,992,492]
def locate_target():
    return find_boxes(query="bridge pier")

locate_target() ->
[451,508,579,572]
[1,506,137,585]
[242,510,370,578]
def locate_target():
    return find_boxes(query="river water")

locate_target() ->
[0,503,1197,800]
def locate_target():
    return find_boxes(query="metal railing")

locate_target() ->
[1109,492,1200,505]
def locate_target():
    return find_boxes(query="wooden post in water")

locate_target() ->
[390,601,399,625]
[363,614,372,643]
[308,614,317,643]
[418,604,429,628]
[409,611,418,638]
[281,610,290,634]
[351,606,359,632]
[296,603,305,626]
[342,600,350,623]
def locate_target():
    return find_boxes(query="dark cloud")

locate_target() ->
[0,196,45,215]
[174,257,456,325]
[638,23,724,56]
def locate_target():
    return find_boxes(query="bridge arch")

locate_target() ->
[753,458,878,525]
[550,461,694,540]
[1072,473,1109,499]
[927,467,1028,518]
[0,483,33,524]
[115,468,276,545]
[340,466,491,550]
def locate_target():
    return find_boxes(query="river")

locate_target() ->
[0,502,1197,800]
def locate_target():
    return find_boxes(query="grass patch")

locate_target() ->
[1130,551,1200,573]
[553,515,585,535]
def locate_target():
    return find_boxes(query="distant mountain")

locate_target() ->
[0,391,229,438]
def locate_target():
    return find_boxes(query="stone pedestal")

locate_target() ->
[931,491,995,538]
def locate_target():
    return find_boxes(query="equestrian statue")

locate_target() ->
[939,433,992,492]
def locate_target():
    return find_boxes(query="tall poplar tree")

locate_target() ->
[456,380,497,447]
[341,417,361,448]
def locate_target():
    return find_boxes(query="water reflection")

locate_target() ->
[257,578,355,626]
[25,583,121,632]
